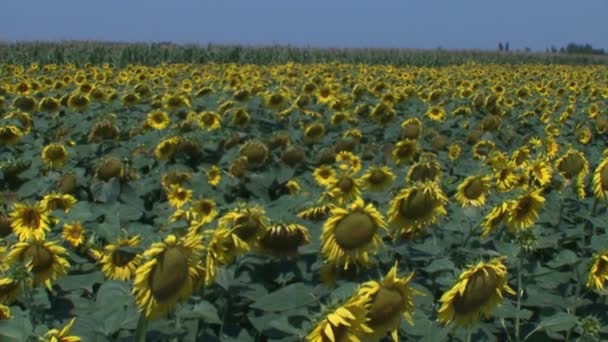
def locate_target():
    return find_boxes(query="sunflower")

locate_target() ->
[0,125,24,145]
[146,110,171,130]
[62,222,85,248]
[202,227,249,286]
[455,175,492,208]
[426,105,446,121]
[321,198,386,271]
[154,136,182,161]
[527,158,553,187]
[587,251,608,291]
[239,140,269,169]
[206,165,222,186]
[327,170,362,205]
[438,257,515,327]
[286,179,301,195]
[354,262,419,341]
[306,293,373,342]
[160,170,192,191]
[480,203,509,238]
[0,304,9,320]
[39,318,81,342]
[10,201,51,241]
[133,234,203,319]
[472,140,496,160]
[593,158,608,201]
[166,185,192,209]
[218,205,270,248]
[303,122,326,144]
[41,143,69,170]
[198,111,221,131]
[406,159,442,184]
[87,119,120,143]
[189,198,218,225]
[504,188,545,233]
[99,235,143,281]
[556,148,589,181]
[313,165,337,187]
[495,163,520,192]
[401,118,422,140]
[0,276,21,304]
[387,181,448,239]
[67,93,90,111]
[392,139,419,165]
[258,223,311,259]
[335,151,361,173]
[6,239,70,289]
[360,165,395,192]
[40,192,77,213]
[230,107,251,127]
[448,143,462,160]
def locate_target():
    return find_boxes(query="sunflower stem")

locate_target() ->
[22,279,36,325]
[565,264,582,342]
[515,248,524,342]
[134,313,148,342]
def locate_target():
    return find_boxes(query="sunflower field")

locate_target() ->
[1,54,608,342]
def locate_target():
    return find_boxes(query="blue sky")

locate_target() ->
[1,0,606,51]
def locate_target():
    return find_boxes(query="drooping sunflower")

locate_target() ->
[480,203,510,238]
[40,192,77,213]
[360,165,395,192]
[0,304,9,320]
[206,165,222,187]
[313,165,337,187]
[406,159,442,184]
[321,198,386,271]
[67,93,90,111]
[239,140,269,169]
[146,110,171,130]
[387,181,448,239]
[448,143,462,160]
[556,148,589,182]
[355,262,420,341]
[6,239,70,289]
[455,175,492,208]
[62,222,85,248]
[587,251,608,291]
[218,205,270,249]
[392,139,419,165]
[94,156,125,181]
[592,158,608,201]
[99,235,143,281]
[504,188,546,233]
[188,198,218,225]
[133,234,203,319]
[41,143,69,170]
[306,293,373,342]
[202,226,249,287]
[166,185,192,209]
[303,122,326,144]
[0,125,24,145]
[438,257,515,327]
[258,223,311,259]
[39,318,81,342]
[154,136,182,161]
[472,140,496,160]
[10,201,51,241]
[0,276,21,304]
[401,117,422,140]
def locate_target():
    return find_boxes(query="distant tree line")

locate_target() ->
[497,41,606,55]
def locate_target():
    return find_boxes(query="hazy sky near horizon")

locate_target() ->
[1,0,606,51]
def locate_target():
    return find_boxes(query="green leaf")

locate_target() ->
[0,307,33,341]
[423,258,455,273]
[180,300,222,324]
[250,282,316,311]
[540,312,578,332]
[57,271,104,292]
[547,249,578,268]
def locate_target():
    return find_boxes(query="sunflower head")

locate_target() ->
[239,140,269,169]
[360,165,395,192]
[40,318,81,342]
[10,201,51,241]
[281,145,306,167]
[6,239,70,289]
[62,222,85,248]
[97,235,143,281]
[155,137,182,161]
[321,198,386,271]
[0,125,24,145]
[306,293,373,342]
[146,110,171,130]
[133,234,203,319]
[556,148,589,180]
[40,192,77,213]
[392,139,419,165]
[438,257,515,327]
[87,119,120,143]
[197,111,222,130]
[455,175,492,208]
[505,188,546,233]
[94,156,124,181]
[41,143,69,170]
[407,160,442,184]
[355,262,419,341]
[588,251,608,291]
[219,205,269,248]
[593,159,608,201]
[258,223,311,259]
[387,181,448,239]
[303,122,326,144]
